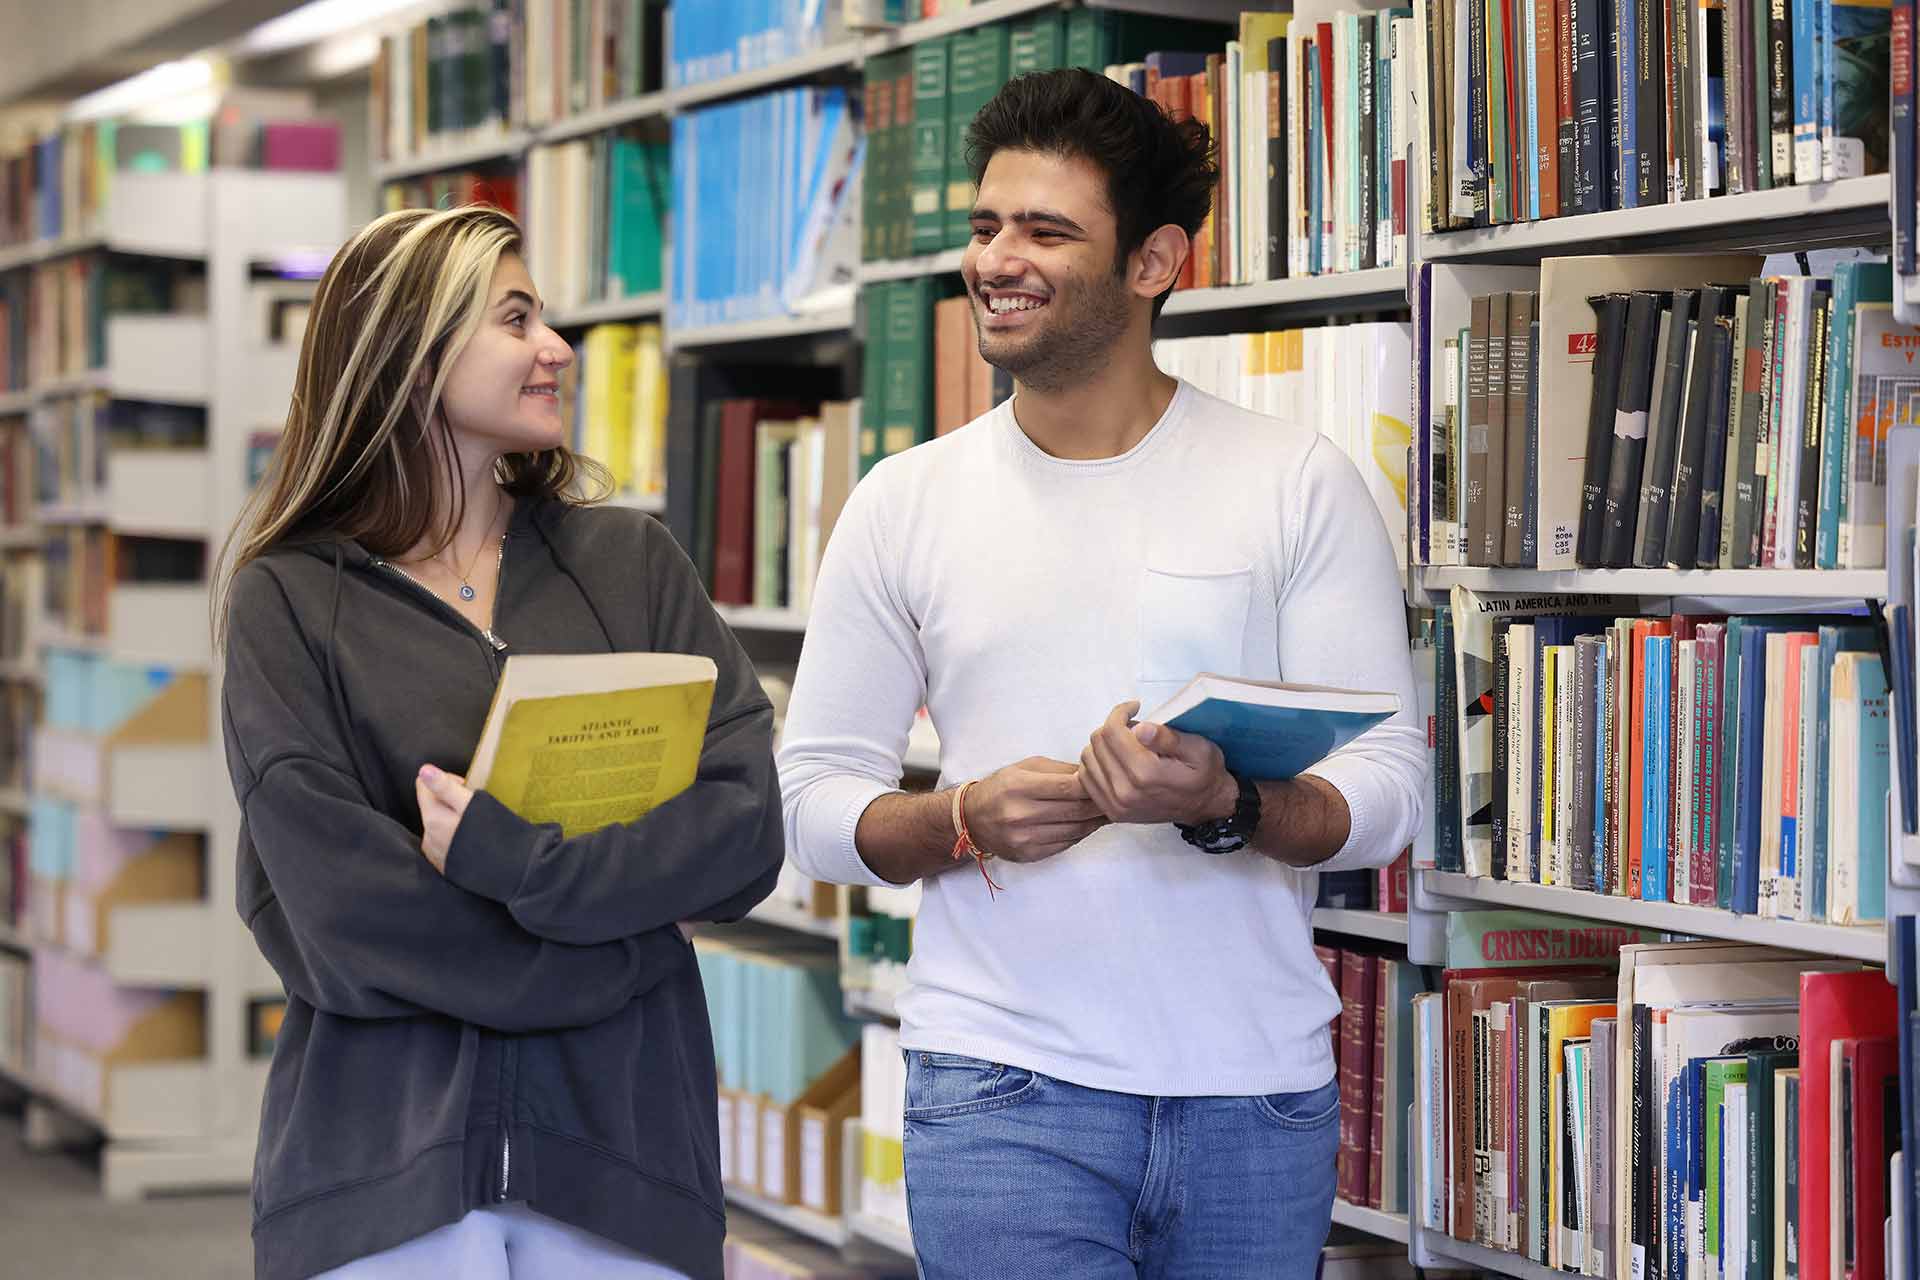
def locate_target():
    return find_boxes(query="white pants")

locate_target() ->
[314,1202,692,1279]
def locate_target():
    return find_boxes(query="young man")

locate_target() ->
[777,70,1425,1279]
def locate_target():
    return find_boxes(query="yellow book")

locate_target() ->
[466,652,717,837]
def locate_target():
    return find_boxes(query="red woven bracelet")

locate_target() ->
[949,780,1004,897]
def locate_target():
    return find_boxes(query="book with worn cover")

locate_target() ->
[1139,673,1398,780]
[466,651,717,837]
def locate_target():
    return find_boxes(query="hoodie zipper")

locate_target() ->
[374,534,514,1200]
[373,535,511,658]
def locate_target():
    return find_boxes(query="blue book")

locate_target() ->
[1140,674,1399,781]
[1643,635,1673,902]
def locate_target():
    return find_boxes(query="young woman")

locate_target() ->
[216,205,783,1280]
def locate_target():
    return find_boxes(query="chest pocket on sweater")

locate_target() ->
[1136,564,1253,711]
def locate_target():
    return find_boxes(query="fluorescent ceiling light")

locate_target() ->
[63,58,216,124]
[235,0,429,57]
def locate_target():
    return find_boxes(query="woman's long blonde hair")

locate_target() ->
[213,204,606,638]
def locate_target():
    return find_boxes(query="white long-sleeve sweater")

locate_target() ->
[776,380,1427,1096]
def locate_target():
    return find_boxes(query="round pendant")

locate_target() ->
[459,584,476,601]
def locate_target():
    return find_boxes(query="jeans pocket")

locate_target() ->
[1252,1079,1341,1131]
[903,1052,1040,1121]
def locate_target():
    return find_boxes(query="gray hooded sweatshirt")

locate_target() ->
[221,498,782,1280]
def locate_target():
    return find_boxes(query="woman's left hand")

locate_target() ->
[416,764,475,874]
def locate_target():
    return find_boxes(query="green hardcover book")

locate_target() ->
[859,282,890,475]
[1745,1048,1797,1280]
[1064,9,1105,71]
[753,421,797,608]
[1010,11,1067,75]
[890,51,915,260]
[947,25,1010,246]
[1486,0,1510,224]
[861,58,886,262]
[607,139,667,297]
[910,37,952,255]
[881,276,936,459]
[1703,1057,1749,1266]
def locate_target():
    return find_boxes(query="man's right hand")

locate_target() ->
[963,757,1110,864]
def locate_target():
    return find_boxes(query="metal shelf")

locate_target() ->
[669,42,863,111]
[0,389,31,415]
[745,899,841,939]
[373,131,531,184]
[1422,174,1891,261]
[723,1184,850,1248]
[858,249,966,283]
[1418,869,1887,961]
[1160,267,1408,317]
[862,0,1069,54]
[668,308,854,351]
[34,498,110,526]
[0,525,39,549]
[0,660,40,684]
[545,291,664,329]
[537,93,672,145]
[0,233,104,274]
[1329,1199,1410,1244]
[715,604,809,632]
[1413,564,1887,600]
[1310,908,1410,945]
[0,921,26,952]
[0,787,23,817]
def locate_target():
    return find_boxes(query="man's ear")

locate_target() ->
[1130,224,1190,303]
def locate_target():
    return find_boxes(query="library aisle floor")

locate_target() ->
[0,1105,250,1278]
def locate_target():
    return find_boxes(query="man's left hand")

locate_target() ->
[1079,701,1238,827]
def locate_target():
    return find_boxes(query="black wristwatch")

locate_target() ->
[1176,771,1261,854]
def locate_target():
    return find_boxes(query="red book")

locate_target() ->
[1368,955,1391,1208]
[1799,970,1899,1280]
[710,399,812,605]
[261,121,342,172]
[1378,848,1411,913]
[1838,1036,1898,1280]
[1337,949,1378,1205]
[1315,943,1343,1073]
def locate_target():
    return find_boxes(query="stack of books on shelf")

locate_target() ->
[369,4,517,163]
[669,0,844,91]
[524,136,667,315]
[1415,255,1920,571]
[1313,940,1432,1215]
[1155,323,1414,564]
[380,168,522,216]
[34,949,204,1131]
[522,0,665,125]
[668,87,861,331]
[1415,0,1889,231]
[561,321,668,500]
[858,280,1004,474]
[677,397,858,614]
[1412,937,1900,1280]
[1281,4,1419,280]
[0,108,339,254]
[696,936,863,1216]
[1318,850,1414,915]
[1430,590,1892,926]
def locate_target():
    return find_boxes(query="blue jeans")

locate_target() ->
[901,1052,1339,1280]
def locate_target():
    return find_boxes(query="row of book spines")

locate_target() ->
[863,10,1233,263]
[380,170,521,220]
[1315,852,1415,914]
[1420,0,1888,233]
[1427,265,1913,573]
[524,137,668,308]
[1316,945,1435,1213]
[858,280,1010,476]
[568,321,666,497]
[1574,270,1906,572]
[1453,611,1888,925]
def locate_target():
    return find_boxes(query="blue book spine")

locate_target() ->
[1523,0,1541,221]
[1816,264,1859,567]
[1794,0,1821,179]
[1898,0,1918,274]
[1859,658,1892,920]
[1645,636,1672,901]
[1734,628,1770,913]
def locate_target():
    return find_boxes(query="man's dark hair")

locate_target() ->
[964,68,1218,319]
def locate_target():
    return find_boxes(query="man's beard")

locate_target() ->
[974,268,1134,394]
